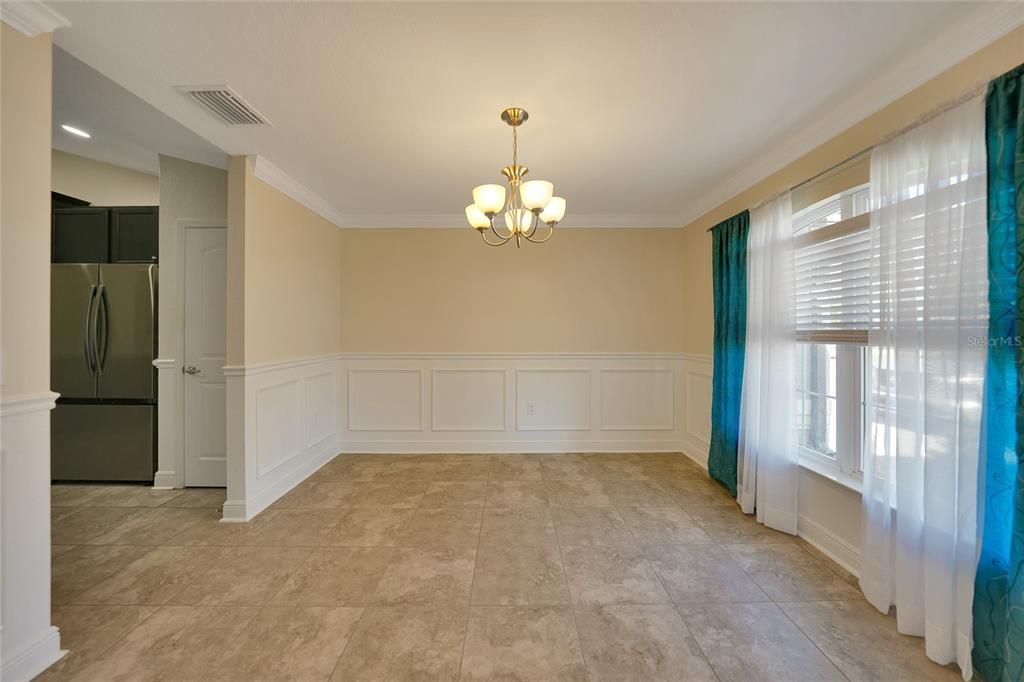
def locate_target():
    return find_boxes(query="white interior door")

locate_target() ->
[183,227,227,487]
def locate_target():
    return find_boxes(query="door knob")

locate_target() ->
[183,366,200,375]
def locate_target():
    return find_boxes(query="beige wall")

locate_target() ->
[1,25,52,396]
[51,150,159,206]
[228,157,342,365]
[678,25,1024,356]
[339,228,688,353]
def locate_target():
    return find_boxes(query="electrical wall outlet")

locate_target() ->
[526,401,537,416]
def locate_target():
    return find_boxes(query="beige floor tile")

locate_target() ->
[51,507,149,545]
[89,486,187,508]
[36,605,157,681]
[338,481,429,508]
[646,544,768,604]
[52,544,155,605]
[74,545,232,605]
[460,606,588,682]
[372,547,476,605]
[158,487,226,509]
[663,478,738,509]
[209,606,364,682]
[241,509,341,546]
[562,545,670,605]
[551,507,639,550]
[420,480,487,508]
[687,504,797,544]
[432,460,490,481]
[324,507,412,546]
[50,485,123,507]
[85,507,210,546]
[311,459,392,482]
[331,606,466,681]
[485,479,551,508]
[574,604,717,681]
[487,455,544,480]
[604,480,680,507]
[479,506,556,547]
[582,460,650,480]
[171,546,311,606]
[798,540,860,586]
[395,507,483,549]
[272,547,394,606]
[51,543,79,557]
[619,506,714,545]
[779,599,962,681]
[271,481,355,509]
[725,543,861,602]
[471,542,570,606]
[161,512,251,546]
[539,460,596,481]
[545,479,614,507]
[70,605,260,682]
[678,602,846,682]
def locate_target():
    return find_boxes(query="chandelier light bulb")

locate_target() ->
[465,204,490,230]
[521,180,554,211]
[505,208,533,234]
[540,197,566,224]
[472,184,506,215]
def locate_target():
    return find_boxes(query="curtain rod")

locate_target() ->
[706,79,989,232]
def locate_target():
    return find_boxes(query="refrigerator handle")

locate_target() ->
[96,284,110,375]
[84,284,98,376]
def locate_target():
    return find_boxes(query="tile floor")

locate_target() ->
[40,453,960,681]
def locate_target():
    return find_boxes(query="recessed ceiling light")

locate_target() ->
[61,124,91,138]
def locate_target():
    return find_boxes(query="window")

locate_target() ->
[793,179,869,484]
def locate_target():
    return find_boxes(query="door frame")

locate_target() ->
[153,219,226,489]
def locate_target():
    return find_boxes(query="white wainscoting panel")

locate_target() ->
[338,353,714,456]
[222,356,343,521]
[516,369,591,431]
[348,369,423,432]
[600,368,674,431]
[431,369,506,431]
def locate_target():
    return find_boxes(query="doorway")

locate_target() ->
[183,226,227,486]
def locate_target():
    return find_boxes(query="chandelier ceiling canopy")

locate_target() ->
[466,107,566,247]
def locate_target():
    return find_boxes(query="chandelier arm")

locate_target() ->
[524,223,555,243]
[480,230,512,247]
[523,211,540,239]
[490,217,514,241]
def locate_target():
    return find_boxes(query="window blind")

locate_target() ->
[794,212,871,344]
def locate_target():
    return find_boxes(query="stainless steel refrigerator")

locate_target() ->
[51,263,158,481]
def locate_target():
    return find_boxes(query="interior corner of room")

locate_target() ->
[2,3,1023,681]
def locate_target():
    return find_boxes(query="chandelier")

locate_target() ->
[465,107,566,247]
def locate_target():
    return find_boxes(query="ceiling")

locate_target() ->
[49,1,1021,227]
[52,46,226,175]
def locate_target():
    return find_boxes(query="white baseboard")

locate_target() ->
[339,440,687,455]
[1,626,64,682]
[797,513,862,578]
[152,469,178,489]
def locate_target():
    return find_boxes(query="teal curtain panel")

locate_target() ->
[708,210,750,497]
[973,62,1024,682]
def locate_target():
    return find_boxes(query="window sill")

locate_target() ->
[798,456,863,495]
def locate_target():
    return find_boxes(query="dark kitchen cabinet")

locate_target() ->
[52,208,110,263]
[112,207,159,262]
[51,206,158,263]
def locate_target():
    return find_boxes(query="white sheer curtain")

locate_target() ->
[738,193,798,534]
[860,95,987,676]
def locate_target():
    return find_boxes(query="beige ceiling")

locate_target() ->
[50,1,1021,228]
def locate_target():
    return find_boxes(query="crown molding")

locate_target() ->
[674,1,1024,230]
[1,1,69,37]
[339,213,683,229]
[250,155,345,228]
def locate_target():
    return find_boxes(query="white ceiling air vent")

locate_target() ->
[177,85,270,126]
